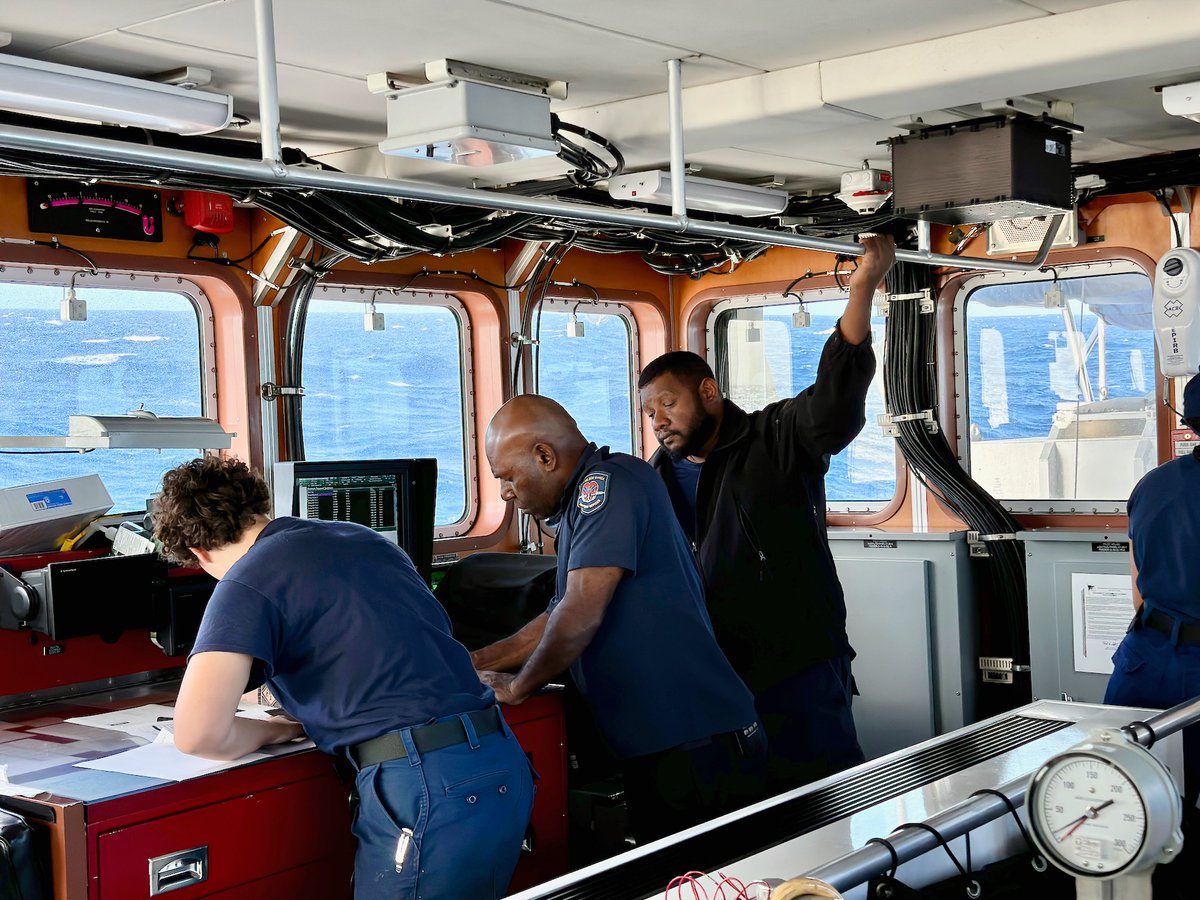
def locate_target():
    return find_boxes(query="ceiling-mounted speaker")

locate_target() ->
[987,213,1079,256]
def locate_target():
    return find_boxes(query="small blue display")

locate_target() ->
[26,488,72,511]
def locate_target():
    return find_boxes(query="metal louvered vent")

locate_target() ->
[987,213,1079,255]
[533,714,1071,900]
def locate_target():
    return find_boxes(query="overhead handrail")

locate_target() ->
[0,2,1064,275]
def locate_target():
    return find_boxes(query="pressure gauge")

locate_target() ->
[1027,729,1183,879]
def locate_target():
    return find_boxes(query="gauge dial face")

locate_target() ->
[1035,755,1147,875]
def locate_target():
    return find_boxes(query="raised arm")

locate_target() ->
[839,234,895,345]
[478,567,623,705]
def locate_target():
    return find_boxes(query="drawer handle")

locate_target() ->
[148,845,209,896]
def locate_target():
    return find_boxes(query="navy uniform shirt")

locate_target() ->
[189,517,492,755]
[547,444,757,759]
[1127,448,1200,624]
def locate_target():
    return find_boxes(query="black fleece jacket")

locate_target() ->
[650,326,877,693]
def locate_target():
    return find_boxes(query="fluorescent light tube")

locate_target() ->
[0,53,233,135]
[608,171,789,218]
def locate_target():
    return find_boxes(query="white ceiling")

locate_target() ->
[2,0,1199,192]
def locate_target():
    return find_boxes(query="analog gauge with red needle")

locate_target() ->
[1028,729,1183,880]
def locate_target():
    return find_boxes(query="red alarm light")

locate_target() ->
[180,191,235,234]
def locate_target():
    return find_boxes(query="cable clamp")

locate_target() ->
[261,382,305,402]
[965,529,1017,557]
[877,409,939,436]
[509,332,540,348]
[875,288,934,316]
[979,656,1015,684]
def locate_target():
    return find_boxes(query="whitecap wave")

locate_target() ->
[123,335,164,343]
[387,380,412,388]
[56,352,134,366]
[815,327,835,336]
[82,338,113,344]
[43,320,64,327]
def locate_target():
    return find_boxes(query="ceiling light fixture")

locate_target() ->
[608,171,789,218]
[1162,81,1200,124]
[0,53,233,135]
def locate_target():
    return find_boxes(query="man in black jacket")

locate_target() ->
[638,234,894,793]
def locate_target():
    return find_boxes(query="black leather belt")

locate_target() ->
[1143,608,1200,646]
[349,706,502,769]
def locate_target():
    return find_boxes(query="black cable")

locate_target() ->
[31,238,98,273]
[882,261,1030,669]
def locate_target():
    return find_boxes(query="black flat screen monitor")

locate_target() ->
[273,459,437,584]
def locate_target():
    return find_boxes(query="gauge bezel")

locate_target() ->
[1027,732,1183,881]
[1028,750,1146,877]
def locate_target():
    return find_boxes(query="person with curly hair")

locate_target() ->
[154,455,533,900]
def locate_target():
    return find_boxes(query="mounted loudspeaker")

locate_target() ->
[986,213,1078,256]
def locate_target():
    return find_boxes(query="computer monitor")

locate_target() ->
[272,459,437,584]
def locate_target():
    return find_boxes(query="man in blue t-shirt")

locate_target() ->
[154,456,532,900]
[472,394,766,842]
[1106,373,1200,810]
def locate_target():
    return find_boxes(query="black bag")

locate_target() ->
[435,552,557,651]
[0,809,49,900]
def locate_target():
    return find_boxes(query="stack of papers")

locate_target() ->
[64,703,311,782]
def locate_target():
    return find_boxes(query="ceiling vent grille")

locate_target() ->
[987,213,1079,256]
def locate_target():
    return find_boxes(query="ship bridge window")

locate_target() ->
[0,273,208,513]
[957,263,1156,513]
[710,289,895,511]
[536,300,638,455]
[299,289,473,532]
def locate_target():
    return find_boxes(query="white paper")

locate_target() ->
[74,731,269,781]
[1071,572,1133,675]
[64,704,178,739]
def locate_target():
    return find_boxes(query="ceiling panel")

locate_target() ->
[0,0,209,55]
[495,0,1050,70]
[117,0,756,110]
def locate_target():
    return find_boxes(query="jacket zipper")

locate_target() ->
[734,500,769,582]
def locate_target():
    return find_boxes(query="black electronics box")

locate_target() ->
[152,573,216,657]
[889,114,1077,225]
[9,553,169,641]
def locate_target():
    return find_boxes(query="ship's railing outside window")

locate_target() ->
[955,262,1156,514]
[536,299,639,456]
[299,288,474,533]
[709,289,895,511]
[0,271,209,513]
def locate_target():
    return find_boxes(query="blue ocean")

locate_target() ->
[1,280,1157,523]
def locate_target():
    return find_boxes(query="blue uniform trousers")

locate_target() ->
[350,712,534,900]
[1105,621,1200,807]
[755,654,865,794]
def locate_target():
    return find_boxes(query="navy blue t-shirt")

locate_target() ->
[1127,450,1200,624]
[189,517,492,755]
[670,456,702,536]
[547,444,757,759]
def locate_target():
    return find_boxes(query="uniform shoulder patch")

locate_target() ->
[577,471,611,516]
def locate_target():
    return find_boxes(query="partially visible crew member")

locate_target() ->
[472,395,767,842]
[1106,373,1200,809]
[154,456,533,900]
[638,234,895,793]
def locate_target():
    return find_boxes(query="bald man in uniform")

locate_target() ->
[472,395,766,842]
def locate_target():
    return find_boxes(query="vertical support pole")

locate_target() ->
[257,305,278,494]
[917,219,932,254]
[254,0,283,166]
[667,58,686,218]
